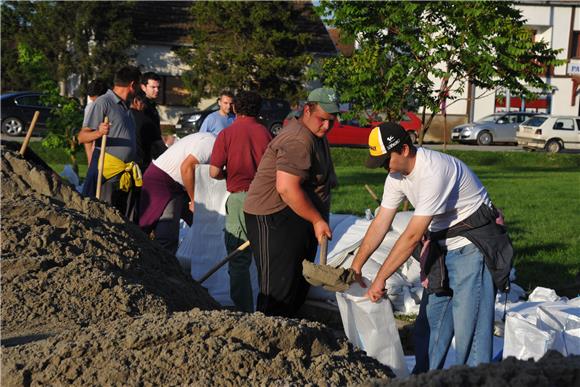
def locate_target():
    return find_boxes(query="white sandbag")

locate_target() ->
[528,286,564,302]
[503,311,556,360]
[336,279,409,378]
[176,165,259,308]
[564,328,580,355]
[536,302,580,356]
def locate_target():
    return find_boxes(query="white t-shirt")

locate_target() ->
[381,147,490,250]
[152,132,216,186]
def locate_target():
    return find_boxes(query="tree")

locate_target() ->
[1,1,135,98]
[16,43,84,174]
[1,1,135,174]
[316,1,564,141]
[178,1,315,105]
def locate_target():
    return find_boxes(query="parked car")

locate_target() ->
[516,115,580,153]
[325,111,422,147]
[175,98,291,136]
[1,91,53,136]
[451,112,538,145]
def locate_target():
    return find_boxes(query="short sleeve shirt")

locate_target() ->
[199,110,235,135]
[210,116,272,193]
[152,132,215,186]
[83,89,136,162]
[381,147,490,249]
[244,119,337,219]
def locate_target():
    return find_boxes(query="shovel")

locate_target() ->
[95,116,109,200]
[302,235,356,292]
[198,240,250,284]
[19,111,40,156]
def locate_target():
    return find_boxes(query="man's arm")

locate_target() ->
[77,122,109,144]
[350,206,398,284]
[276,170,331,243]
[209,165,226,180]
[366,215,432,302]
[180,154,200,212]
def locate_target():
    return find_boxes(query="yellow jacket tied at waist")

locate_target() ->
[102,153,143,191]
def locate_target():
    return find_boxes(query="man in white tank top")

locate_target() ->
[351,122,495,373]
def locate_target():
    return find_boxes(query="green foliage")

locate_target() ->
[178,1,314,105]
[316,1,564,136]
[1,1,134,95]
[16,43,84,172]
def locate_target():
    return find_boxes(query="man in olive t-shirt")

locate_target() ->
[243,88,339,317]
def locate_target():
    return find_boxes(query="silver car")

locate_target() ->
[451,112,537,145]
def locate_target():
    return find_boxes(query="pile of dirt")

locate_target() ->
[1,144,220,341]
[0,144,394,384]
[366,351,580,387]
[2,310,393,385]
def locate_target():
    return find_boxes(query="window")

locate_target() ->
[517,114,533,123]
[553,119,574,131]
[523,116,548,127]
[15,95,43,107]
[504,114,518,123]
[572,32,580,59]
[161,76,190,106]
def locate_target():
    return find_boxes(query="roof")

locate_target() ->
[131,1,336,55]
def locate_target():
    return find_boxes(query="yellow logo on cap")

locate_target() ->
[368,127,387,156]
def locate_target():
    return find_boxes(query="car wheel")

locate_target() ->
[477,131,492,146]
[545,139,562,153]
[2,117,24,136]
[408,131,417,144]
[270,122,282,136]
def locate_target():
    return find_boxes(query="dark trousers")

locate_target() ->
[244,207,317,317]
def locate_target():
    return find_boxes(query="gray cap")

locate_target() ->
[307,88,340,114]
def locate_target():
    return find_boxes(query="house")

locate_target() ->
[129,1,336,128]
[431,1,580,141]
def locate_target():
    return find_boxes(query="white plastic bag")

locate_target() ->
[503,311,555,360]
[336,280,409,378]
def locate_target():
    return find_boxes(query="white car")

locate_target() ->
[517,115,580,153]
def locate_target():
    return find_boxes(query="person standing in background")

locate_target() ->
[209,91,272,312]
[82,79,108,163]
[199,90,235,135]
[140,72,167,164]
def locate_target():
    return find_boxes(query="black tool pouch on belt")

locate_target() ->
[428,204,514,293]
[421,242,453,296]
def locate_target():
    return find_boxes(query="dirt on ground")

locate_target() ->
[1,142,579,386]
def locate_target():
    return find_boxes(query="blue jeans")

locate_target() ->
[413,242,495,373]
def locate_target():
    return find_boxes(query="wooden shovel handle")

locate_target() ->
[319,235,328,266]
[364,184,381,205]
[95,116,109,200]
[199,240,251,284]
[19,111,40,156]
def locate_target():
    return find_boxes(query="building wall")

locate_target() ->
[457,4,578,124]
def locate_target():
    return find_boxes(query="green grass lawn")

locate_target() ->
[331,147,580,296]
[25,142,580,295]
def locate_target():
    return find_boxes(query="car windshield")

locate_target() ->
[477,114,503,123]
[521,116,548,127]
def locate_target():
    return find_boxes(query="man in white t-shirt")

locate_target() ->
[138,132,215,254]
[350,122,496,373]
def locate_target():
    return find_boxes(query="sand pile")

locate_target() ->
[0,143,393,385]
[367,351,580,387]
[1,143,220,342]
[2,310,393,385]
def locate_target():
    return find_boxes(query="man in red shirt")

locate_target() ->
[209,91,272,312]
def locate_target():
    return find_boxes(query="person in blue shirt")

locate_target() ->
[199,90,235,135]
